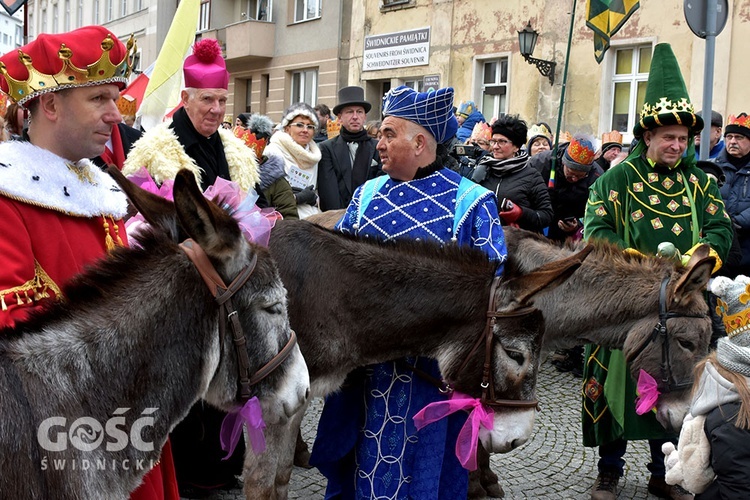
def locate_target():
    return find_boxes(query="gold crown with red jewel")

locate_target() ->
[726,113,750,138]
[0,26,136,106]
[234,127,267,157]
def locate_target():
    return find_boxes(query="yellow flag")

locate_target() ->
[586,0,640,63]
[138,0,200,130]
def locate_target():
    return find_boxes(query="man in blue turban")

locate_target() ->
[310,86,507,499]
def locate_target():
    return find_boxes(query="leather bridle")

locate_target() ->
[451,277,540,410]
[625,275,707,392]
[179,239,298,401]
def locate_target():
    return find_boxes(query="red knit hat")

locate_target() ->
[183,38,228,90]
[0,25,135,106]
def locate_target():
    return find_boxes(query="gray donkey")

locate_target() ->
[0,169,309,499]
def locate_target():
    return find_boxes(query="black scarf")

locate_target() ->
[339,127,372,190]
[480,150,529,177]
[728,150,750,169]
[414,146,450,179]
[170,107,230,190]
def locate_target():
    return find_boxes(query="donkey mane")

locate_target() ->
[503,227,704,353]
[300,221,499,278]
[508,227,673,277]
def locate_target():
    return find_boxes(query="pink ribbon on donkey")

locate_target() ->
[413,392,494,471]
[635,369,660,415]
[220,397,266,459]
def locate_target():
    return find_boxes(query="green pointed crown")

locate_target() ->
[633,43,703,138]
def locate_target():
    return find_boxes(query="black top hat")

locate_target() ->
[333,86,371,115]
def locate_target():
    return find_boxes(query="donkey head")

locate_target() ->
[621,246,715,431]
[446,245,592,453]
[108,167,309,424]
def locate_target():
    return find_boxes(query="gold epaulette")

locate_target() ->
[0,261,62,311]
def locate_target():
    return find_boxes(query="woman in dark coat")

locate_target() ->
[472,114,553,232]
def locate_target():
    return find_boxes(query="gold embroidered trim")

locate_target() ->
[0,261,62,311]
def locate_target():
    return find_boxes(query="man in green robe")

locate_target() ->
[582,43,733,500]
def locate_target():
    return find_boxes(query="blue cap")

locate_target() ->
[382,86,458,144]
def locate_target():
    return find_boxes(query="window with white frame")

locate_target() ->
[199,0,210,31]
[403,79,423,92]
[106,0,113,21]
[28,11,34,38]
[247,0,271,21]
[609,44,651,133]
[134,0,143,10]
[478,58,508,119]
[78,0,84,27]
[294,0,320,22]
[15,24,22,46]
[93,0,100,24]
[64,0,71,31]
[290,69,317,106]
[41,8,47,33]
[121,0,127,17]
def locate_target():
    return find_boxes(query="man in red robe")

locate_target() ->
[0,26,178,500]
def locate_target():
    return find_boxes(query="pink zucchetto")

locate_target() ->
[183,38,228,90]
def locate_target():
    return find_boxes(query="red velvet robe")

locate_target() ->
[0,141,178,500]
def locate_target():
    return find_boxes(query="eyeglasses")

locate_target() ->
[726,133,749,143]
[290,122,316,131]
[473,140,490,147]
[563,166,588,181]
[489,138,512,147]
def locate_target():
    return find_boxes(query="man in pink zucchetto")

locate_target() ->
[122,38,261,497]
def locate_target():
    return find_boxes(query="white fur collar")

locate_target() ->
[267,131,321,169]
[122,123,260,192]
[0,141,127,217]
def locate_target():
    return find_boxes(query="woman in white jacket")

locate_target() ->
[264,103,322,219]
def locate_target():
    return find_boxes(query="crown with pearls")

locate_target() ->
[0,26,135,106]
[710,275,750,346]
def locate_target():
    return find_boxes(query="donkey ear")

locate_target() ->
[106,165,180,239]
[684,244,711,267]
[672,255,715,305]
[502,244,593,307]
[172,169,244,258]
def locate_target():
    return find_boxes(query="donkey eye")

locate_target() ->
[506,350,525,365]
[677,339,695,351]
[264,302,284,315]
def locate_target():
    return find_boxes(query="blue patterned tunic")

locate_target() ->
[311,168,507,500]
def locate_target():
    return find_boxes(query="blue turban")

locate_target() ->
[382,85,458,144]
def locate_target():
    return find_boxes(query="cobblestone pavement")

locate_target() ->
[184,357,667,499]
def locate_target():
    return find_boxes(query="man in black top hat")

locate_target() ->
[317,86,382,211]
